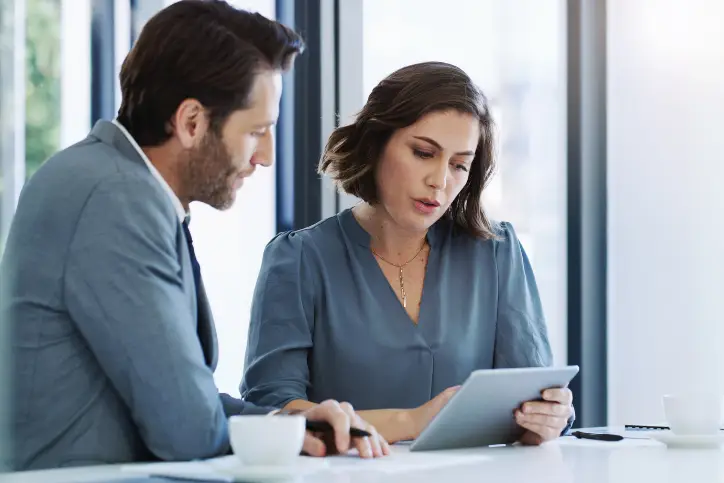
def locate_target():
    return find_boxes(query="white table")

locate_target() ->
[2,427,724,483]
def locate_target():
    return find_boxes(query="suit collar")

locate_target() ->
[90,119,144,166]
[90,120,187,223]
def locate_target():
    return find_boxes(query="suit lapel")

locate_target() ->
[175,215,218,371]
[196,276,219,371]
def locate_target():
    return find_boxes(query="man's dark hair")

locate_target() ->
[319,61,497,240]
[117,0,304,146]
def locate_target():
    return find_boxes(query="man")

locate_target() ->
[0,0,387,471]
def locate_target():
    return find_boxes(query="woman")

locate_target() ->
[241,61,574,445]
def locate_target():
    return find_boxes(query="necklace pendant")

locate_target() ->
[403,294,407,308]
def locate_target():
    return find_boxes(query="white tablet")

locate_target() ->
[409,365,580,452]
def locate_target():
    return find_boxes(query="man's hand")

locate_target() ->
[301,400,390,458]
[515,388,573,445]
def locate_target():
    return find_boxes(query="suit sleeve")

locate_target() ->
[219,393,276,416]
[240,232,315,408]
[64,174,237,461]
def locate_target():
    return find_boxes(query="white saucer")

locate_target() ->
[208,455,329,482]
[650,432,724,449]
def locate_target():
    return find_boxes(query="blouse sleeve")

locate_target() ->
[492,222,574,433]
[240,231,315,408]
[492,221,554,369]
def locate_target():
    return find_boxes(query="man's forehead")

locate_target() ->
[225,72,282,127]
[247,71,282,105]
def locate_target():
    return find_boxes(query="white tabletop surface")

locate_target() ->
[2,427,724,483]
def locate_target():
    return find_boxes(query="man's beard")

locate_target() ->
[180,130,239,210]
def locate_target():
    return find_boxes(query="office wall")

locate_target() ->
[608,0,724,425]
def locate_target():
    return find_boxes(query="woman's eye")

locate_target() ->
[413,149,434,159]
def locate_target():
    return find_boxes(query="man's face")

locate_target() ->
[181,70,282,210]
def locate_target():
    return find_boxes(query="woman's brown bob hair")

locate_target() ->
[319,61,497,240]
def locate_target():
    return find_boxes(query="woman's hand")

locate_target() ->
[515,388,573,445]
[407,385,461,439]
[301,399,390,458]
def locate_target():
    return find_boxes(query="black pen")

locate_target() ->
[305,420,372,438]
[571,431,624,442]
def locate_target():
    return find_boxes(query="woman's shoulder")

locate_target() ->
[440,218,532,275]
[440,217,520,252]
[264,213,347,257]
[490,220,520,247]
[259,212,357,284]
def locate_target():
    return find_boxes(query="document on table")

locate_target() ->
[122,459,234,482]
[121,446,492,481]
[324,445,492,474]
[121,455,329,482]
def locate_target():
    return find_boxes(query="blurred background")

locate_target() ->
[2,0,723,461]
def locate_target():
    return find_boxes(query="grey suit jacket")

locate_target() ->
[0,120,272,471]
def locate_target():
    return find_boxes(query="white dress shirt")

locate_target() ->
[112,119,187,223]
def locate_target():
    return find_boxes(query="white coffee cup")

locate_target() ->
[228,415,306,466]
[662,394,723,435]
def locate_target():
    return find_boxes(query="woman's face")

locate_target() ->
[375,109,480,233]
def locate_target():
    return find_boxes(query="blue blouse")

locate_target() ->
[241,208,555,411]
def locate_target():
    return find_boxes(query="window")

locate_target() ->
[0,0,24,251]
[25,0,92,175]
[26,0,61,179]
[361,0,568,364]
[0,0,90,244]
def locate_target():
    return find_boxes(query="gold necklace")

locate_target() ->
[371,241,426,308]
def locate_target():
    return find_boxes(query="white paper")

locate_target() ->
[121,446,493,480]
[122,460,234,482]
[324,445,492,474]
[121,455,329,482]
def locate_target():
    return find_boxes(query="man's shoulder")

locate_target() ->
[38,135,155,186]
[22,137,170,218]
[4,136,178,269]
